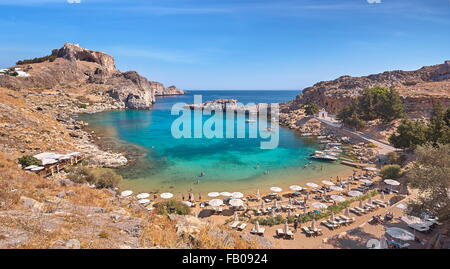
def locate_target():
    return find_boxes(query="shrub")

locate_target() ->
[16,55,57,65]
[154,200,191,215]
[367,142,377,148]
[303,103,319,116]
[67,166,122,189]
[389,119,428,149]
[381,164,402,179]
[18,155,41,168]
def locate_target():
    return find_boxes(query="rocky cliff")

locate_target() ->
[281,61,450,117]
[0,43,184,109]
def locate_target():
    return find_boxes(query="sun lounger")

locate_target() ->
[321,220,338,230]
[373,200,387,207]
[301,226,314,236]
[276,228,285,238]
[230,221,240,229]
[237,223,247,231]
[355,207,366,214]
[339,215,350,221]
[285,230,294,240]
[350,208,363,216]
[312,228,322,235]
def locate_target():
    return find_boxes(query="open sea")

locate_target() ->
[79,90,352,195]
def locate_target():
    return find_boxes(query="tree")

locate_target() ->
[389,119,427,149]
[405,144,450,221]
[377,89,404,122]
[337,103,366,130]
[303,103,319,116]
[380,164,402,179]
[427,104,450,145]
[357,87,404,122]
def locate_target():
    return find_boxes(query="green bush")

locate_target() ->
[18,155,41,168]
[154,200,191,215]
[381,164,402,179]
[67,166,122,189]
[16,55,57,65]
[303,103,319,116]
[389,120,428,149]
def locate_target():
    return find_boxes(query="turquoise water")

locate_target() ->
[80,91,351,195]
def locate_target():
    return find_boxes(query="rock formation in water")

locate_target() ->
[281,61,450,118]
[0,43,185,109]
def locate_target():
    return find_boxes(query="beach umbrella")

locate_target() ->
[331,212,335,221]
[229,198,244,207]
[289,197,293,206]
[386,227,415,241]
[289,185,302,191]
[381,191,385,200]
[208,199,223,207]
[41,158,58,165]
[284,220,289,234]
[384,179,400,186]
[273,199,278,208]
[136,193,150,199]
[359,200,364,208]
[138,199,150,204]
[306,183,319,188]
[306,192,310,200]
[311,202,328,209]
[380,235,388,249]
[256,189,260,198]
[208,192,220,197]
[220,192,232,197]
[121,190,133,197]
[348,191,363,197]
[270,187,282,193]
[396,203,407,210]
[330,186,344,192]
[234,212,239,222]
[182,201,192,207]
[322,180,335,186]
[255,220,260,232]
[345,207,350,217]
[330,195,346,202]
[231,192,244,199]
[160,192,174,199]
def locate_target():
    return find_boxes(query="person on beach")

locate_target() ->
[182,194,185,201]
[198,193,202,201]
[294,219,299,232]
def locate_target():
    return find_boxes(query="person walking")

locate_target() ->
[293,219,299,232]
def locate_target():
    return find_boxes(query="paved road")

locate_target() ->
[316,117,398,155]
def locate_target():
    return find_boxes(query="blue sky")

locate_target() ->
[0,0,449,90]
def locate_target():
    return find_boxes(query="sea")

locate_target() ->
[79,90,352,196]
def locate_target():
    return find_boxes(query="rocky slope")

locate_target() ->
[0,43,184,109]
[281,61,450,117]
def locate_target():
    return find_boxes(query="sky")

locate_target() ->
[0,0,449,90]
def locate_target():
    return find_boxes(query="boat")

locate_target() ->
[301,133,313,137]
[319,140,332,144]
[328,142,342,146]
[246,119,256,123]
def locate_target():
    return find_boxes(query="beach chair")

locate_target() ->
[312,228,322,236]
[355,207,366,214]
[339,215,350,221]
[321,220,337,230]
[350,208,363,216]
[285,230,294,240]
[373,200,387,208]
[301,226,314,237]
[237,223,247,231]
[276,228,285,238]
[230,221,240,229]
